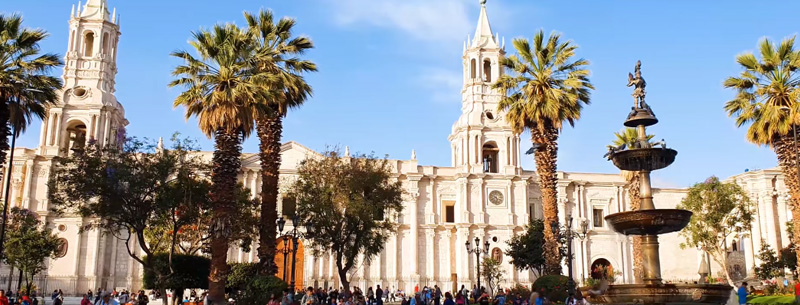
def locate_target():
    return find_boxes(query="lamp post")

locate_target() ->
[465,237,490,292]
[278,213,314,292]
[277,217,292,281]
[556,216,589,296]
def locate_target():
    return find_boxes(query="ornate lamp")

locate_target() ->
[465,240,471,251]
[483,240,490,254]
[277,216,286,233]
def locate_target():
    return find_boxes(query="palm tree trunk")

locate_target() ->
[775,131,800,277]
[257,113,282,275]
[625,173,644,283]
[532,127,562,275]
[207,128,242,305]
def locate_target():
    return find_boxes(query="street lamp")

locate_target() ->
[278,213,314,292]
[559,215,589,296]
[465,237,490,292]
[277,217,292,282]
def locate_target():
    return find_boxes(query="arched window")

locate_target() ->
[66,121,87,154]
[483,59,492,82]
[83,32,95,56]
[731,240,738,252]
[102,32,109,54]
[482,142,499,173]
[470,59,477,79]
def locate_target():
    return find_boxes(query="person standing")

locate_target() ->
[433,286,441,305]
[737,282,747,305]
[443,293,454,305]
[0,290,9,305]
[376,286,384,305]
[301,287,319,305]
[95,289,103,305]
[81,295,92,305]
[794,280,800,305]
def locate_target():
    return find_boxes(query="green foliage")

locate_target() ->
[292,150,404,291]
[754,242,783,280]
[780,246,797,276]
[3,207,60,292]
[505,219,568,276]
[227,263,288,304]
[677,176,754,285]
[508,284,532,302]
[532,275,569,303]
[608,128,654,148]
[142,253,210,291]
[481,257,505,295]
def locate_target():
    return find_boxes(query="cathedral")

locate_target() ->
[0,0,793,295]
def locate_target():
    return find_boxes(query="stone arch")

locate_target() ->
[590,258,613,280]
[482,141,499,173]
[83,31,95,57]
[64,119,88,152]
[483,59,492,82]
[275,237,305,291]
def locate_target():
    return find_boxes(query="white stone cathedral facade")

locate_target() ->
[0,0,793,296]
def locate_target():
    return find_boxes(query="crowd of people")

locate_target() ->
[268,284,589,305]
[81,288,151,305]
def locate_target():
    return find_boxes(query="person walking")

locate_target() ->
[301,287,319,305]
[81,295,92,305]
[376,286,384,305]
[737,282,748,305]
[433,286,441,305]
[99,292,120,305]
[0,290,8,305]
[367,288,375,305]
[794,280,800,305]
[443,293,454,305]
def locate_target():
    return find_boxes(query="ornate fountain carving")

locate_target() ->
[587,61,732,305]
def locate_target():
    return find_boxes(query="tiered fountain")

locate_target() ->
[588,61,732,305]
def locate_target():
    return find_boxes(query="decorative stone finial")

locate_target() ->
[344,146,350,157]
[411,149,417,160]
[480,0,487,5]
[156,137,164,151]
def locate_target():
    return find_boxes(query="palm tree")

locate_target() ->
[170,24,275,305]
[608,128,653,283]
[724,36,800,276]
[243,9,317,275]
[493,30,593,274]
[0,13,62,259]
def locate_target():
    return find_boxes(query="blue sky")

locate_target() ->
[4,0,799,188]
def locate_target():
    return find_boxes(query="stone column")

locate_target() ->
[38,114,49,148]
[442,229,453,288]
[425,229,435,282]
[53,112,63,147]
[45,112,55,146]
[456,228,470,284]
[775,192,789,248]
[760,191,778,250]
[407,176,422,284]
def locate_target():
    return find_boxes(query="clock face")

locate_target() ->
[489,190,504,205]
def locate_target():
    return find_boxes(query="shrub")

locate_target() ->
[509,284,532,302]
[142,253,210,300]
[533,275,569,303]
[228,263,288,304]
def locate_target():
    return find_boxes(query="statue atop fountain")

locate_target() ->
[587,61,732,305]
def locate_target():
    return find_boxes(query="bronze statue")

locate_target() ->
[627,60,647,109]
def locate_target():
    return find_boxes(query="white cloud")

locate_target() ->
[419,67,462,103]
[326,0,474,43]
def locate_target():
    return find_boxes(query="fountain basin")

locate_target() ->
[611,148,677,172]
[605,209,693,235]
[583,283,732,305]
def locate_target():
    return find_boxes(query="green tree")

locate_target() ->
[505,219,567,277]
[493,30,593,274]
[753,241,783,280]
[243,9,317,274]
[607,128,653,283]
[481,257,505,295]
[3,207,60,294]
[677,176,754,285]
[227,263,287,304]
[0,13,62,167]
[47,137,253,299]
[724,36,800,276]
[292,150,404,292]
[170,24,275,304]
[143,254,210,305]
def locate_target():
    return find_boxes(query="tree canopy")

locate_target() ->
[505,219,567,277]
[677,176,754,285]
[3,207,60,294]
[292,150,404,291]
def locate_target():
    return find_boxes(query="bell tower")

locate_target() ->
[39,0,128,156]
[448,0,520,175]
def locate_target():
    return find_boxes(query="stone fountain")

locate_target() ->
[587,61,732,305]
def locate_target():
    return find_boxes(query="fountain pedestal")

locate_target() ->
[585,61,731,305]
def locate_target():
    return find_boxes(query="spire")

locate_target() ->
[411,149,417,160]
[471,0,498,48]
[71,5,75,18]
[156,137,164,151]
[344,146,350,157]
[80,0,110,20]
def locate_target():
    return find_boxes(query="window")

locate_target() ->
[102,32,109,54]
[592,208,604,227]
[374,208,385,221]
[482,143,499,173]
[470,59,477,79]
[483,60,492,82]
[443,200,455,223]
[282,195,296,217]
[83,32,95,56]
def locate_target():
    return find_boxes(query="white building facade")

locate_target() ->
[1,0,793,295]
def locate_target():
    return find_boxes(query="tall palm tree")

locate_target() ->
[724,36,800,276]
[170,24,275,305]
[493,30,593,274]
[607,128,653,283]
[0,14,62,260]
[243,9,316,275]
